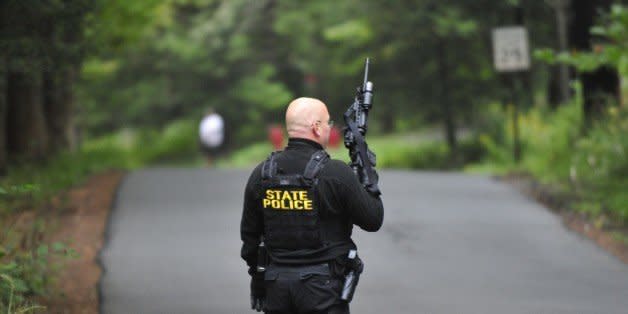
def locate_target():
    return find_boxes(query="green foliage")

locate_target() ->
[519,102,582,182]
[0,238,72,314]
[377,141,450,170]
[79,0,304,147]
[76,0,557,145]
[474,97,628,226]
[231,64,294,111]
[80,118,200,167]
[431,6,478,38]
[524,4,628,225]
[217,142,275,169]
[85,0,165,54]
[1,0,93,72]
[376,138,485,170]
[534,4,628,91]
[323,19,373,44]
[570,105,628,224]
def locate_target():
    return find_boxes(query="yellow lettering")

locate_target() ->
[266,190,275,200]
[290,191,299,200]
[279,191,289,200]
[304,200,313,210]
[262,189,313,210]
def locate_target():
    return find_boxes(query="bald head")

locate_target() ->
[285,97,331,147]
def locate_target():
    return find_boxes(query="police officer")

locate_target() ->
[240,97,384,314]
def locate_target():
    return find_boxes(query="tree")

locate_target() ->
[2,1,49,160]
[74,0,561,152]
[0,55,6,174]
[43,1,91,152]
[0,1,94,161]
[570,0,620,124]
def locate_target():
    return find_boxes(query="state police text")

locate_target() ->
[263,189,313,210]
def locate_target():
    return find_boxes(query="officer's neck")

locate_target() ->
[287,138,324,150]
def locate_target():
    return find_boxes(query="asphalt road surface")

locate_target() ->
[100,168,628,314]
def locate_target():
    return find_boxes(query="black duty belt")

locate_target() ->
[265,263,330,280]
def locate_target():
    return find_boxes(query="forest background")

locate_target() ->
[1,0,627,311]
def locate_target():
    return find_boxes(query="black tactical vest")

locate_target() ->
[260,150,329,250]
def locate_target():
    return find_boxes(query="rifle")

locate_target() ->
[343,58,381,196]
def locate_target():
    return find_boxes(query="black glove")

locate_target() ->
[250,271,265,312]
[364,148,380,196]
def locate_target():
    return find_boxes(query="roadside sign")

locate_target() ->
[492,26,531,72]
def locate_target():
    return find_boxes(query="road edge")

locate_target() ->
[96,171,129,314]
[499,174,628,264]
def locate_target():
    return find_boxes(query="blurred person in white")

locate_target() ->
[199,108,224,166]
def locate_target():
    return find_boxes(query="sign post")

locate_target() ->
[492,25,530,163]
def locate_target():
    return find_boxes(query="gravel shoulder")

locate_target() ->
[40,171,125,314]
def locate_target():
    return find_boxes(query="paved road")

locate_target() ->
[100,168,628,314]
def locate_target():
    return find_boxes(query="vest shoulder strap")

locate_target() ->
[261,151,280,180]
[261,150,329,182]
[303,150,330,181]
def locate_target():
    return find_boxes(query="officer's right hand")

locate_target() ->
[366,168,381,196]
[250,272,265,312]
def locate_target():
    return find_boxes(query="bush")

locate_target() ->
[571,106,628,224]
[377,137,485,170]
[1,237,72,313]
[378,141,450,169]
[474,97,628,226]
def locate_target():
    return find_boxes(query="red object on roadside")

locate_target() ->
[329,126,341,148]
[268,125,284,150]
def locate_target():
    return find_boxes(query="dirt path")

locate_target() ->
[41,171,125,314]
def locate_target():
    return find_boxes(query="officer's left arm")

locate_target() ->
[240,165,264,269]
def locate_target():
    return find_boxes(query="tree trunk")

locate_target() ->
[437,39,457,156]
[547,0,571,107]
[570,0,620,125]
[0,56,7,175]
[44,66,76,153]
[547,66,564,109]
[7,70,49,160]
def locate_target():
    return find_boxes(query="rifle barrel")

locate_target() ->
[362,58,370,90]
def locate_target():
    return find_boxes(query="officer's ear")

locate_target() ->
[312,121,322,137]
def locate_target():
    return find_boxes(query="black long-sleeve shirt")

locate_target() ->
[240,138,384,268]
